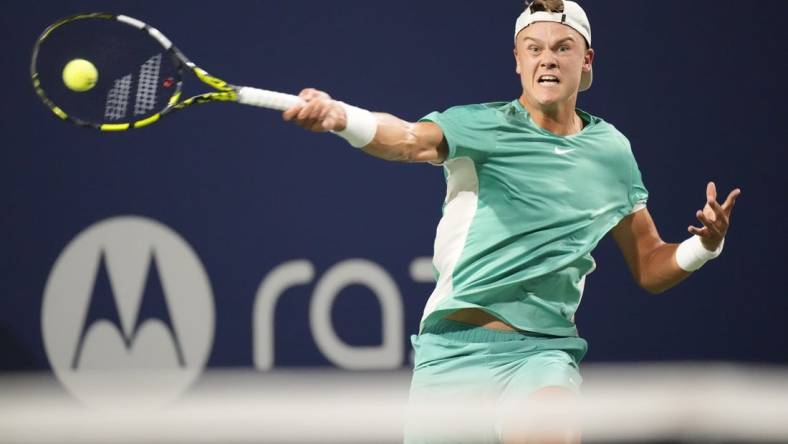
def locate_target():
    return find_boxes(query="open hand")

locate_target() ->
[688,182,741,251]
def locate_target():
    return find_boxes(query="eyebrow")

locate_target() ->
[522,36,577,45]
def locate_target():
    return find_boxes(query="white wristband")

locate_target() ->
[675,235,724,272]
[332,101,377,148]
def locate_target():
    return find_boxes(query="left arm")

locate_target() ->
[611,182,741,294]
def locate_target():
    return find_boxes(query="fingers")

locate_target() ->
[283,89,321,120]
[282,88,334,131]
[696,209,723,239]
[721,188,742,213]
[706,181,717,203]
[282,103,303,121]
[707,198,727,223]
[296,89,327,127]
[690,182,740,244]
[687,224,706,237]
[703,182,742,214]
[322,117,336,130]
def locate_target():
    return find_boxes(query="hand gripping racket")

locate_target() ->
[31,13,304,131]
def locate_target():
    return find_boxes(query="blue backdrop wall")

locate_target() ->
[1,0,786,375]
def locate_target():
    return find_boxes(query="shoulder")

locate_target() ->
[581,109,632,151]
[425,101,510,121]
[420,102,510,159]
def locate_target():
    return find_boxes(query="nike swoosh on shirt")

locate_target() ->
[554,147,575,155]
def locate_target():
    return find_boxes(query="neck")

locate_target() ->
[518,94,582,136]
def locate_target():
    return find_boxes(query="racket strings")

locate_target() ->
[105,74,133,120]
[132,53,162,117]
[33,16,180,126]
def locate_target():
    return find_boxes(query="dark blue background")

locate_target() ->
[2,1,786,370]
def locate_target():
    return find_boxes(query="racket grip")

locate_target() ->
[237,87,304,111]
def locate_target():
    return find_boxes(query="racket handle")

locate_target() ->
[237,87,304,111]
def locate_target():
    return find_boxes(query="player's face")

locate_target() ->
[514,22,593,109]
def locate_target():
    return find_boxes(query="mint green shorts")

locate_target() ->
[404,319,588,443]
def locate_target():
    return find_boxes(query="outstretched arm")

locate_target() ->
[612,182,741,294]
[282,88,447,164]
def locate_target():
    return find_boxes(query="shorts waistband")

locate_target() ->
[423,318,534,343]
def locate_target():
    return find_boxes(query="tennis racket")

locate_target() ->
[31,12,304,131]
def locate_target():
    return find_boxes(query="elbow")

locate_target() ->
[380,130,420,163]
[401,138,430,163]
[633,243,673,295]
[401,146,420,163]
[637,277,671,295]
[641,283,667,295]
[366,142,413,163]
[632,269,665,294]
[401,123,442,163]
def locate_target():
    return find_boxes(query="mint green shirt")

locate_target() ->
[419,100,648,337]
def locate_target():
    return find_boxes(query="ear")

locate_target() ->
[583,48,595,73]
[513,47,521,74]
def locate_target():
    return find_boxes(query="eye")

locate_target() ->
[528,45,541,54]
[558,45,570,52]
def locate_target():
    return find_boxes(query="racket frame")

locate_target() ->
[31,12,245,132]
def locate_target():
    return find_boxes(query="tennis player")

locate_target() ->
[283,1,740,442]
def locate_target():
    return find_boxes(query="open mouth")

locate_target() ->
[537,75,560,85]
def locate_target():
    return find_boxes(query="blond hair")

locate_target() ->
[527,0,564,13]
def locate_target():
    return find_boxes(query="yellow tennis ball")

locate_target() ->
[62,58,98,92]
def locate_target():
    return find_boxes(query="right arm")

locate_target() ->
[282,88,447,164]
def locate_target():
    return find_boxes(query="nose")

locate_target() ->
[540,56,558,70]
[539,51,558,69]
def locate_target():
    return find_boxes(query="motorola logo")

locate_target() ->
[41,216,214,407]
